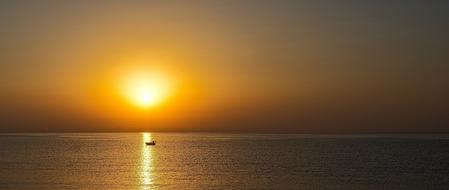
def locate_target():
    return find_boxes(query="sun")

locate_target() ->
[132,83,159,107]
[121,70,172,108]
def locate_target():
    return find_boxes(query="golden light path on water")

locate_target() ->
[140,133,155,190]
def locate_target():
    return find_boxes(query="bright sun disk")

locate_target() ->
[121,70,172,108]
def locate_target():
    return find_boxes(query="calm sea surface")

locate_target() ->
[0,133,449,190]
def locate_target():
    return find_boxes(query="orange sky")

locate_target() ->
[0,1,448,132]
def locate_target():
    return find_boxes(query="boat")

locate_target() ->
[145,141,156,146]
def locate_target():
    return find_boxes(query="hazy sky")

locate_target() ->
[1,0,448,132]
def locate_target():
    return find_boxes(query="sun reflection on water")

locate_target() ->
[140,132,155,189]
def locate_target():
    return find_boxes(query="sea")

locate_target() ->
[0,133,448,190]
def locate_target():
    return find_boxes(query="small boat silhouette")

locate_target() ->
[145,141,156,146]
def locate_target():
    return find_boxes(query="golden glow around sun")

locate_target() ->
[120,69,173,108]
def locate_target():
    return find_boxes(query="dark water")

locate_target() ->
[0,133,449,190]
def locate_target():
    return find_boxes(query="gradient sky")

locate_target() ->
[1,0,448,132]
